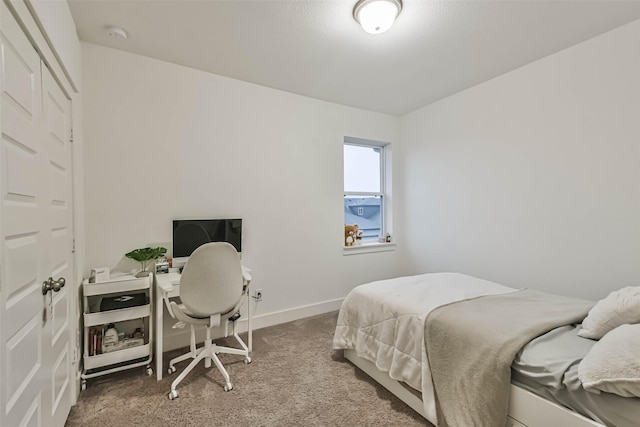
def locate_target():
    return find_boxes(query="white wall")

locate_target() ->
[82,43,401,321]
[399,20,640,300]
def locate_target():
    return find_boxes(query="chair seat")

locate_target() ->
[172,303,236,326]
[172,303,211,325]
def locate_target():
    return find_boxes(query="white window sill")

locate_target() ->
[343,242,397,256]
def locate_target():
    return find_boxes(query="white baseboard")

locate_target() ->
[163,297,343,352]
[243,297,344,331]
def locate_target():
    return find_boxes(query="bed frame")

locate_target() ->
[344,349,604,427]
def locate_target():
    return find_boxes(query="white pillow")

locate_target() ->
[578,286,640,340]
[579,323,640,398]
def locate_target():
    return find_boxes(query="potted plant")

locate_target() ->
[125,247,167,277]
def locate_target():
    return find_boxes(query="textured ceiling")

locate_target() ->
[69,0,640,116]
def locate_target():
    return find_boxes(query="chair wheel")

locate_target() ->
[244,356,252,364]
[81,380,87,391]
[168,366,176,375]
[168,390,178,400]
[146,367,153,376]
[224,383,233,392]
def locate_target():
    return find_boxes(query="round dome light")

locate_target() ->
[353,0,402,35]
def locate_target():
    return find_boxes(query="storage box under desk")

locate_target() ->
[100,292,148,311]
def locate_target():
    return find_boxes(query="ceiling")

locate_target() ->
[68,0,640,116]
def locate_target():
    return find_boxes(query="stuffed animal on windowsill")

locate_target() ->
[355,229,363,245]
[344,224,359,247]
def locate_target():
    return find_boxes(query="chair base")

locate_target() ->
[167,326,250,400]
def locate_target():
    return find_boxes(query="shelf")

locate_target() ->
[83,275,150,297]
[84,303,150,327]
[84,343,151,370]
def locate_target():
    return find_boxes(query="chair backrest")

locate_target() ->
[179,242,243,317]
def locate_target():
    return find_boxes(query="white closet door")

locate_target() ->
[40,61,74,427]
[0,3,74,426]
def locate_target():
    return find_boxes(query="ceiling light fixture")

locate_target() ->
[353,0,402,35]
[106,26,128,40]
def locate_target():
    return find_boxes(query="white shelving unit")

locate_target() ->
[81,274,153,390]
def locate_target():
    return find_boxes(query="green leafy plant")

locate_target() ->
[125,247,167,276]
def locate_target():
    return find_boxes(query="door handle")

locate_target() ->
[42,277,66,295]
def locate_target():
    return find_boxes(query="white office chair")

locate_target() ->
[165,242,251,400]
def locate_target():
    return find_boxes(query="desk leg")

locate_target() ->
[156,293,163,381]
[248,292,252,353]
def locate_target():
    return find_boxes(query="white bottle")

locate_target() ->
[103,323,119,347]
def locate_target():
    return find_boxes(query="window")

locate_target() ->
[344,139,387,245]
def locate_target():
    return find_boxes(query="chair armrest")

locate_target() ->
[242,268,252,293]
[242,268,252,283]
[163,293,176,318]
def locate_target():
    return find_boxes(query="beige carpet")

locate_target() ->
[66,311,431,426]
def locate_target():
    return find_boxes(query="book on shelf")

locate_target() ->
[88,326,104,356]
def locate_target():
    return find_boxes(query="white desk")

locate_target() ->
[154,267,252,381]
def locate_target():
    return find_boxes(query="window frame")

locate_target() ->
[343,136,395,255]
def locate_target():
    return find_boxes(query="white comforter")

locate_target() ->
[332,272,515,424]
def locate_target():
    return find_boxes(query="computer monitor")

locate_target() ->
[172,219,242,266]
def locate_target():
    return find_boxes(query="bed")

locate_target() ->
[333,273,640,427]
